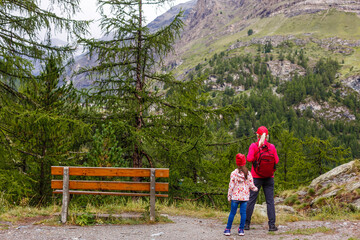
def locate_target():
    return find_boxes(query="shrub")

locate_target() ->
[284,194,298,205]
[307,188,315,196]
[314,197,327,206]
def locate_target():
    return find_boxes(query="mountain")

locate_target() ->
[63,1,196,89]
[66,0,360,110]
[147,0,197,32]
[169,0,360,71]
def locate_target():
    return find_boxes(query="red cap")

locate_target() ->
[256,126,268,136]
[236,153,246,166]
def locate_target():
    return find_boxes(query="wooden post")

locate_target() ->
[61,167,70,223]
[150,168,156,222]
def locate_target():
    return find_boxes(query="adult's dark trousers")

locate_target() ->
[245,177,276,227]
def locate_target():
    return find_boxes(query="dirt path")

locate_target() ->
[1,215,359,240]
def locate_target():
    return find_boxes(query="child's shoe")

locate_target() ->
[238,228,245,236]
[224,228,231,236]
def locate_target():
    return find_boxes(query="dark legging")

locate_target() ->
[245,177,276,227]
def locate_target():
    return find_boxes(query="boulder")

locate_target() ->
[309,160,359,188]
[254,203,295,217]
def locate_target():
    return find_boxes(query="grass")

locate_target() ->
[271,9,360,39]
[282,226,333,235]
[0,197,304,226]
[0,205,60,223]
[0,194,359,227]
[308,199,360,221]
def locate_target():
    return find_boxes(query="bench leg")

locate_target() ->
[150,168,156,221]
[61,167,70,223]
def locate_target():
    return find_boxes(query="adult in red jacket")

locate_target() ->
[245,126,279,231]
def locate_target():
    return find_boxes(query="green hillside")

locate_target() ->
[175,9,360,74]
[169,9,360,195]
[256,9,360,39]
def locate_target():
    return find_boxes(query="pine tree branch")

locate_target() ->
[141,150,154,168]
[0,81,39,106]
[16,148,43,159]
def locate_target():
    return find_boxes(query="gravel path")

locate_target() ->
[1,215,360,240]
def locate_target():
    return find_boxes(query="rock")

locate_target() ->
[346,180,360,192]
[297,190,308,196]
[352,198,360,210]
[254,203,295,217]
[311,189,340,205]
[276,205,295,214]
[266,60,306,81]
[309,160,359,188]
[274,197,284,204]
[254,204,267,217]
[295,99,355,121]
[342,75,360,94]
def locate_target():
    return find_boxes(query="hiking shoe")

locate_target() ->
[269,225,278,231]
[238,228,245,236]
[224,228,231,236]
[244,224,250,230]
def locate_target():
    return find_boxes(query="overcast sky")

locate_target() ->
[46,0,189,41]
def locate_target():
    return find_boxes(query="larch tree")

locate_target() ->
[274,129,305,188]
[303,136,351,177]
[0,0,88,92]
[78,0,240,173]
[0,0,90,203]
[0,56,90,203]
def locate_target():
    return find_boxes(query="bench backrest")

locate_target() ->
[51,166,169,197]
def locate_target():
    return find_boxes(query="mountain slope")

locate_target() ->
[169,1,360,74]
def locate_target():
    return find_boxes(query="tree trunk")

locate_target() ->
[39,142,46,197]
[284,153,287,182]
[133,0,143,171]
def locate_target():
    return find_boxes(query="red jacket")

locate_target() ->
[246,140,279,178]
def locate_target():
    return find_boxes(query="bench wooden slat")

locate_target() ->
[52,190,168,198]
[51,166,169,178]
[51,180,169,192]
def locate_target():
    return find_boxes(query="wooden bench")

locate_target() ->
[51,166,169,223]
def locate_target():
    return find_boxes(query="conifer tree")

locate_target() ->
[274,129,305,188]
[303,137,351,176]
[0,56,90,203]
[78,0,241,170]
[0,0,88,94]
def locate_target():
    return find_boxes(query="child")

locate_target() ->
[224,153,258,236]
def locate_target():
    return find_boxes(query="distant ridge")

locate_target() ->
[147,0,197,32]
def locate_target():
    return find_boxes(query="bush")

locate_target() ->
[307,188,315,196]
[284,194,299,205]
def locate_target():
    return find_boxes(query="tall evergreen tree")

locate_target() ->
[274,129,305,188]
[0,56,90,203]
[0,0,88,94]
[78,0,241,171]
[303,137,351,176]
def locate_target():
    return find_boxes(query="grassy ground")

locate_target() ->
[1,197,359,227]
